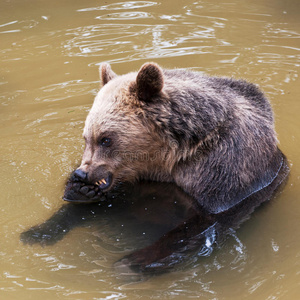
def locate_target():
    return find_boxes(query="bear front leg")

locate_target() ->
[20,202,102,246]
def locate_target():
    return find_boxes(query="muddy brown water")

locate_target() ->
[1,0,300,299]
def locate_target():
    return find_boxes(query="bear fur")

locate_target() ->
[66,62,287,214]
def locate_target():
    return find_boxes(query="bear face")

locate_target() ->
[64,62,286,214]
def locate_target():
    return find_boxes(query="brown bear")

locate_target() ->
[21,63,289,276]
[64,62,288,214]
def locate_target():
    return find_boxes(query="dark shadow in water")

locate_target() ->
[21,152,289,281]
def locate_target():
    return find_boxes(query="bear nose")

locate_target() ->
[73,169,88,181]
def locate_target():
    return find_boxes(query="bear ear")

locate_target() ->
[99,62,117,86]
[136,62,164,101]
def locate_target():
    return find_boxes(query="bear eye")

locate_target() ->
[100,137,112,147]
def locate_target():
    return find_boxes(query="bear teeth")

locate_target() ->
[95,179,106,186]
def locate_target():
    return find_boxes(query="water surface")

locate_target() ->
[1,0,300,299]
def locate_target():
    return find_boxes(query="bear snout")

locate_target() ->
[73,166,113,189]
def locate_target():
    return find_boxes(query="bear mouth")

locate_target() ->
[94,173,112,190]
[63,173,113,203]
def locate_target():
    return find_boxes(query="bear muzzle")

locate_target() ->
[73,167,113,190]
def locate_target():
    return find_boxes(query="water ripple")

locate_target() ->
[64,23,217,62]
[78,1,157,12]
[95,12,152,20]
[36,80,98,102]
[0,19,40,34]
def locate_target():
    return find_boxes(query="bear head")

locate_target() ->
[71,62,177,197]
